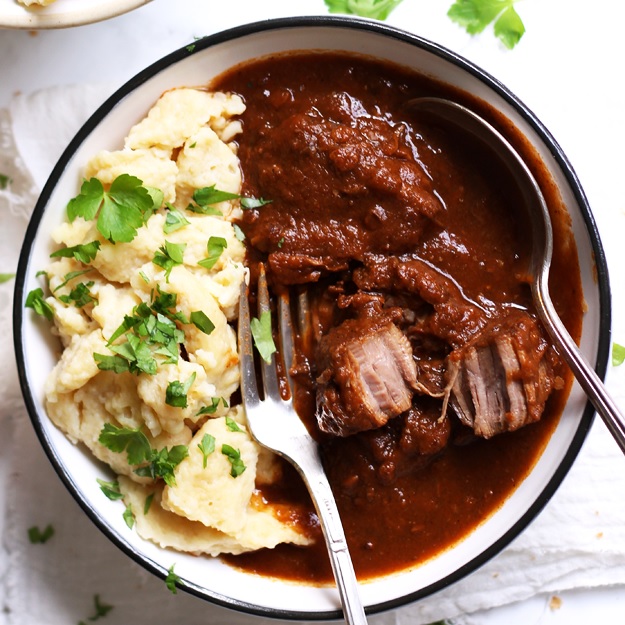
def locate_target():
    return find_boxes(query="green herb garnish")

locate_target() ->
[123,504,135,529]
[49,240,101,264]
[197,433,216,468]
[28,524,54,544]
[144,492,155,515]
[67,174,159,243]
[323,0,403,20]
[163,206,190,234]
[189,310,215,335]
[225,416,243,433]
[613,343,625,367]
[198,236,227,270]
[25,287,54,321]
[98,424,188,487]
[0,273,15,284]
[0,173,12,189]
[165,564,182,594]
[447,0,525,49]
[84,594,113,622]
[240,196,272,209]
[221,444,246,478]
[232,224,245,242]
[152,240,186,281]
[250,310,277,364]
[52,269,92,293]
[196,397,225,416]
[96,478,124,501]
[165,372,196,408]
[58,281,96,308]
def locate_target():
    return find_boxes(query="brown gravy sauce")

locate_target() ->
[211,52,583,582]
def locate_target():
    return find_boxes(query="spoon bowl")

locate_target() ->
[409,97,625,453]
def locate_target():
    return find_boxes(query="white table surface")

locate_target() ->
[2,0,625,623]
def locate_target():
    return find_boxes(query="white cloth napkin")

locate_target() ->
[2,84,625,625]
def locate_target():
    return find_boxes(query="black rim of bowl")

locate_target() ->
[13,15,611,621]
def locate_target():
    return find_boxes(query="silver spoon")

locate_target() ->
[409,97,625,453]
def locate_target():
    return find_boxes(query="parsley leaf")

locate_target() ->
[52,269,92,293]
[152,240,186,281]
[98,423,152,465]
[144,493,154,515]
[25,287,54,321]
[28,524,54,544]
[165,564,182,594]
[165,372,196,408]
[613,343,625,367]
[0,273,15,284]
[240,196,272,209]
[98,424,188,487]
[198,236,227,270]
[323,0,404,20]
[96,478,124,501]
[226,416,243,433]
[190,310,215,335]
[221,444,246,477]
[197,433,216,468]
[250,310,277,364]
[49,240,101,264]
[194,185,240,207]
[447,0,525,49]
[0,173,12,189]
[233,224,245,242]
[123,504,135,529]
[85,594,113,621]
[163,206,190,234]
[196,397,225,416]
[58,281,96,308]
[67,175,157,243]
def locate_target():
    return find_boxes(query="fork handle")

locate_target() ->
[302,467,368,625]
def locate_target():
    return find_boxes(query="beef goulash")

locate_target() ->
[213,52,584,581]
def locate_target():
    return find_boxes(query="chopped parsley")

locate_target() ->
[84,594,113,622]
[447,0,525,49]
[165,372,196,408]
[49,240,101,264]
[25,287,54,321]
[152,240,186,281]
[28,524,54,544]
[0,273,15,284]
[98,424,188,487]
[323,0,404,20]
[144,492,155,515]
[197,433,216,468]
[0,173,12,189]
[221,444,246,477]
[250,310,277,364]
[613,343,625,367]
[52,269,92,293]
[163,206,190,234]
[198,236,227,270]
[196,397,227,416]
[96,478,124,501]
[232,223,245,242]
[240,196,272,209]
[58,281,96,308]
[190,310,215,335]
[66,174,160,244]
[165,564,182,594]
[225,416,243,432]
[123,503,135,529]
[95,292,186,375]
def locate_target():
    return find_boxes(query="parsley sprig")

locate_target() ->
[98,423,188,486]
[447,0,525,49]
[323,0,403,20]
[67,174,161,244]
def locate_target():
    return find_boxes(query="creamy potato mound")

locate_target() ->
[42,88,310,556]
[18,0,56,6]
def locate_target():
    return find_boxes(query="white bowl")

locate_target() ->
[13,16,611,619]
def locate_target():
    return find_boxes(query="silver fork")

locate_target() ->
[238,267,368,625]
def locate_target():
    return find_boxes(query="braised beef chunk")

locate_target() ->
[446,309,562,439]
[315,315,419,437]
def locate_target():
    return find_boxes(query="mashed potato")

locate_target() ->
[41,88,310,556]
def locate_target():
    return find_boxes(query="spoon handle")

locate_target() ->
[535,285,625,452]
